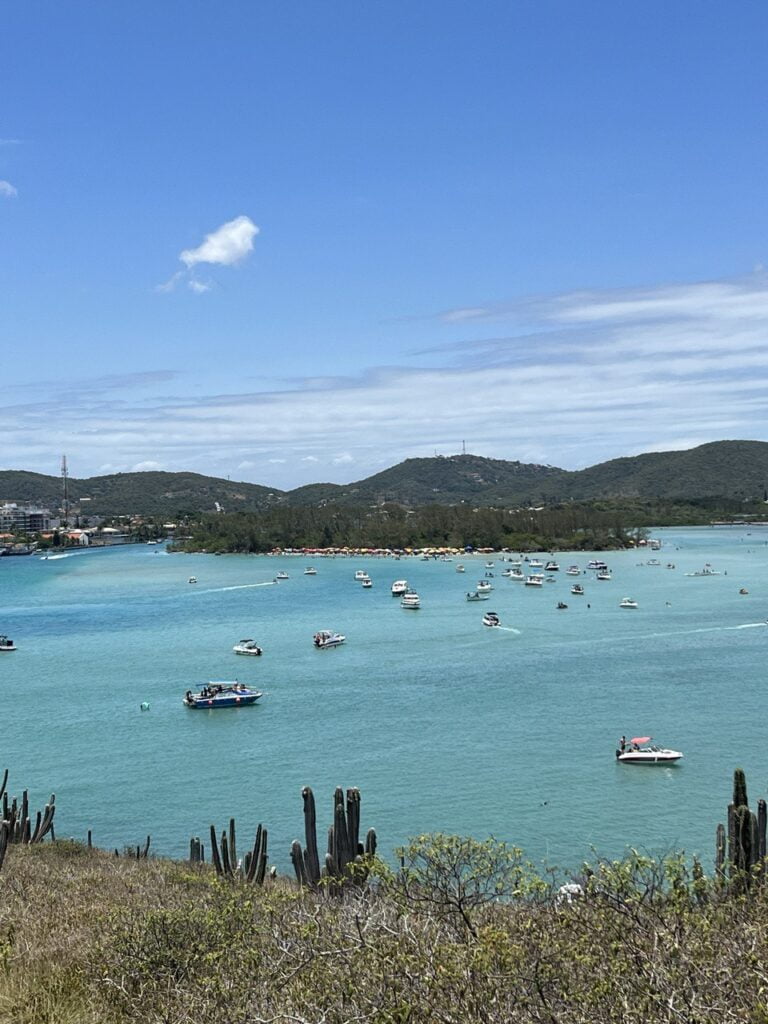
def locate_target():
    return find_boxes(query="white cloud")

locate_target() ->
[131,460,164,472]
[10,271,768,486]
[0,180,18,198]
[188,280,211,294]
[180,215,259,268]
[268,458,286,464]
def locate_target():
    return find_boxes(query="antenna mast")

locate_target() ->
[61,455,70,527]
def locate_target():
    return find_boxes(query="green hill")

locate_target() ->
[2,441,767,516]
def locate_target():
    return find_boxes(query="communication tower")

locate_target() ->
[61,455,70,526]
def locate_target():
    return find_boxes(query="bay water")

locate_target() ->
[1,526,766,875]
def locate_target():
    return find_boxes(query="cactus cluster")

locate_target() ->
[291,786,377,889]
[0,770,56,871]
[197,817,269,885]
[715,768,767,887]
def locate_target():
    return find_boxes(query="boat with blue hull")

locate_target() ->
[183,682,262,709]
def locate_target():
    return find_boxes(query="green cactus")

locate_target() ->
[292,785,377,890]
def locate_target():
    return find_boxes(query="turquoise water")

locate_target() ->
[1,527,767,874]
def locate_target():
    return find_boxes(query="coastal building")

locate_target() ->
[0,503,52,534]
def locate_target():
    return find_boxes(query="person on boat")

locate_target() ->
[619,735,626,753]
[185,690,193,702]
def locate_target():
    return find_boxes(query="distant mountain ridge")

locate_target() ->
[1,441,767,517]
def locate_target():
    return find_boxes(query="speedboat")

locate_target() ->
[391,579,409,596]
[354,570,370,581]
[275,571,289,580]
[188,577,197,584]
[313,630,346,649]
[556,601,568,610]
[616,736,683,764]
[0,635,16,652]
[684,566,720,577]
[528,559,543,569]
[183,682,262,709]
[482,611,500,627]
[455,564,466,573]
[233,639,263,656]
[361,578,373,588]
[545,561,560,572]
[566,565,581,576]
[619,598,638,609]
[466,590,490,601]
[506,570,526,581]
[596,570,612,581]
[524,574,544,587]
[400,590,421,609]
[304,567,317,575]
[485,561,494,569]
[476,580,493,592]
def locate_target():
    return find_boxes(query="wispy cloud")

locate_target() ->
[0,180,18,199]
[6,272,768,486]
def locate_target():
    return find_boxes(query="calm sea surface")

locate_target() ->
[1,527,766,874]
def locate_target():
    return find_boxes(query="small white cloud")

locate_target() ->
[237,460,256,470]
[333,453,354,465]
[440,306,491,323]
[180,215,259,268]
[0,180,18,199]
[188,280,211,294]
[301,456,319,462]
[268,458,287,464]
[131,460,163,472]
[155,271,183,294]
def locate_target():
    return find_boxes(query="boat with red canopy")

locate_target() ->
[616,736,683,764]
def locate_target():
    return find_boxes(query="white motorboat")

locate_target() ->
[361,578,373,588]
[354,570,370,581]
[466,590,490,601]
[401,589,421,609]
[313,630,346,649]
[455,564,466,573]
[188,576,197,584]
[596,570,612,581]
[0,635,16,652]
[482,611,500,627]
[485,561,494,569]
[528,559,544,569]
[571,583,585,595]
[565,565,581,576]
[391,579,408,596]
[684,565,720,577]
[587,560,608,571]
[616,736,683,764]
[525,574,544,587]
[506,570,526,581]
[233,639,263,656]
[275,571,289,580]
[544,561,560,572]
[476,580,493,592]
[619,598,638,609]
[304,567,317,575]
[184,682,262,709]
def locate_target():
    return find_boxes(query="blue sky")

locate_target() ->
[3,1,768,489]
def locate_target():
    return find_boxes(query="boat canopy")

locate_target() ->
[630,736,651,745]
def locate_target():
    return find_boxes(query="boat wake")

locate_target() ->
[194,582,278,594]
[496,626,522,634]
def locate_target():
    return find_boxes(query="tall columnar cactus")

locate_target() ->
[717,768,767,889]
[0,774,57,873]
[201,817,269,885]
[291,785,377,890]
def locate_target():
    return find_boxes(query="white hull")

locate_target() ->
[617,750,683,764]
